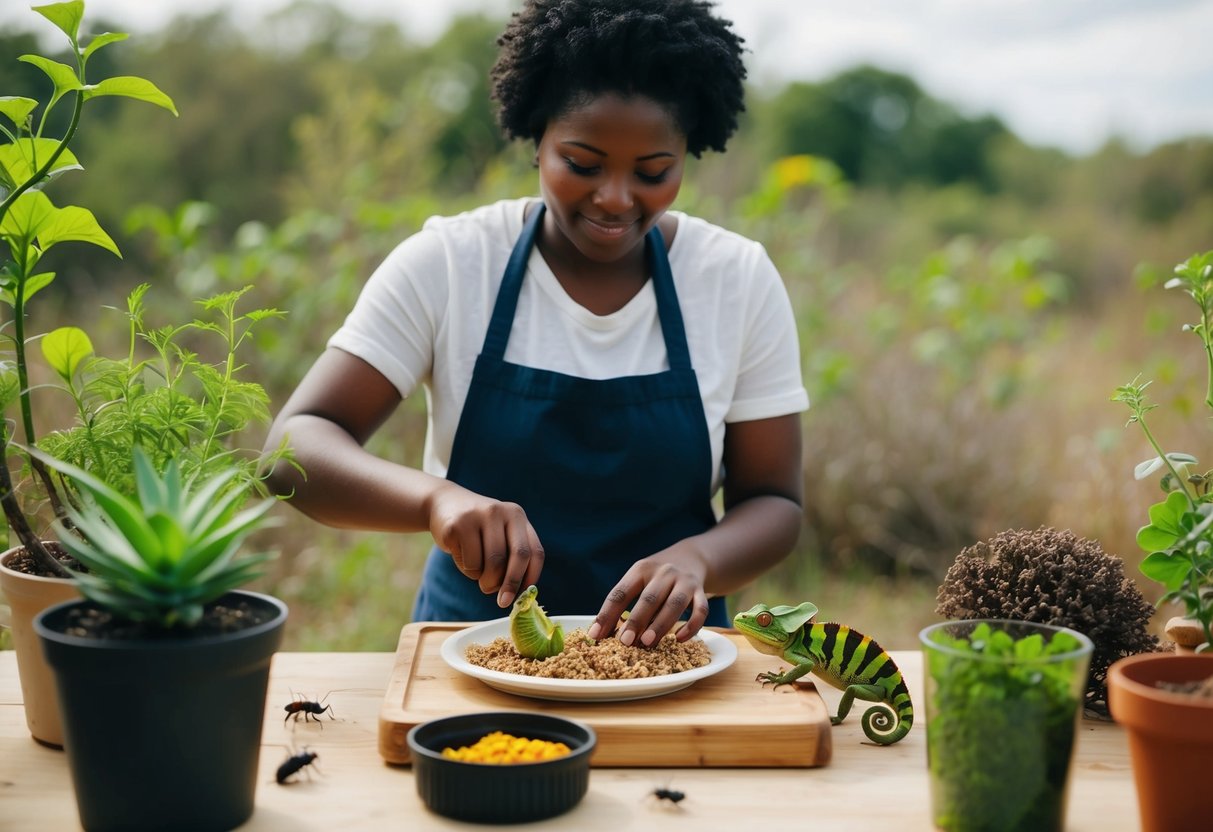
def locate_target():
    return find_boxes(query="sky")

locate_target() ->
[2,0,1211,155]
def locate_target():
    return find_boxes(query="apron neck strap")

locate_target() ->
[482,201,693,371]
[481,202,545,359]
[645,216,693,371]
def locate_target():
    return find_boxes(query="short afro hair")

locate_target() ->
[491,0,747,157]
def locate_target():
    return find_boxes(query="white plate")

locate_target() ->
[440,615,738,702]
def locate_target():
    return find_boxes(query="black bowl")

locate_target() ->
[407,711,596,824]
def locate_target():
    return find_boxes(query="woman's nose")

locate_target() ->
[592,175,634,215]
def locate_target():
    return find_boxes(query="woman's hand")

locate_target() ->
[587,546,711,647]
[427,482,545,607]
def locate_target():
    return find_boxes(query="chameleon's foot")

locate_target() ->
[830,716,844,726]
[755,670,787,689]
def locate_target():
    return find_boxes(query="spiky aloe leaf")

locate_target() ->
[28,446,163,557]
[175,498,275,580]
[28,445,276,628]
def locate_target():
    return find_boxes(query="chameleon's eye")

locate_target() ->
[757,612,773,627]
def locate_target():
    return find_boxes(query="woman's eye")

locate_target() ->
[637,170,670,185]
[564,159,598,176]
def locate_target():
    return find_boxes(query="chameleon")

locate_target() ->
[509,585,565,659]
[733,601,913,745]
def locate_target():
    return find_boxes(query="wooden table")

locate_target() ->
[0,650,1139,831]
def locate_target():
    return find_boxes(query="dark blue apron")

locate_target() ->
[412,203,727,626]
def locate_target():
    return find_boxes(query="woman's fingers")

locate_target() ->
[478,523,509,597]
[430,485,544,604]
[494,514,545,607]
[590,562,705,646]
[640,583,709,645]
[448,535,483,580]
[589,579,641,642]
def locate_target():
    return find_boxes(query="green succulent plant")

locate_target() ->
[29,445,276,628]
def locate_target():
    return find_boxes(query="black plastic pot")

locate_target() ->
[35,591,288,832]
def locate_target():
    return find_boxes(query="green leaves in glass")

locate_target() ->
[926,623,1087,832]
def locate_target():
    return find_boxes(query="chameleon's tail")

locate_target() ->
[862,680,914,745]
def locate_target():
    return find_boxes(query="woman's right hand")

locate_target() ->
[426,482,545,608]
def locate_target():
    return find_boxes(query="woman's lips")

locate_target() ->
[581,215,636,238]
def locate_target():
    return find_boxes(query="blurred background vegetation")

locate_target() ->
[3,2,1212,651]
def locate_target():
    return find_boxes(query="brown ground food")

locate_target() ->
[465,628,711,680]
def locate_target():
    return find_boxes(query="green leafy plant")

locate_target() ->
[35,282,288,503]
[29,445,275,628]
[1,0,176,575]
[1114,250,1213,652]
[924,622,1089,832]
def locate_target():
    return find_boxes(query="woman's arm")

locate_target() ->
[262,348,543,607]
[589,412,804,645]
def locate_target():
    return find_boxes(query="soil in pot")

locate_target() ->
[58,595,277,640]
[1155,673,1213,696]
[3,542,82,576]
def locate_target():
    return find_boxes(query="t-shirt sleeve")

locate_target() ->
[726,246,810,423]
[326,229,448,400]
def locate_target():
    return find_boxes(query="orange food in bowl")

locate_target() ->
[441,731,571,764]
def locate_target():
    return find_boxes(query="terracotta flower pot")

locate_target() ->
[1107,651,1213,832]
[0,545,79,747]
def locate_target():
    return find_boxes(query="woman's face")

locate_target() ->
[536,93,687,266]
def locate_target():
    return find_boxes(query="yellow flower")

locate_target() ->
[771,154,816,191]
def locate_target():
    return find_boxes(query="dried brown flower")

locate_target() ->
[936,526,1159,718]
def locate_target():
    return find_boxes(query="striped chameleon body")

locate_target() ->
[733,602,914,745]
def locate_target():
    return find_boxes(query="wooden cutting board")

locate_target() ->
[378,622,832,768]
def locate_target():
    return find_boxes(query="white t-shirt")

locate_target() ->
[329,197,809,493]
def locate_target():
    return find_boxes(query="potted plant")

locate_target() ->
[1110,247,1213,832]
[0,0,178,746]
[33,446,287,832]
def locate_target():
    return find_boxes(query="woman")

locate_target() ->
[263,0,808,647]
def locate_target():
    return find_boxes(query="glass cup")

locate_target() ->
[919,619,1094,832]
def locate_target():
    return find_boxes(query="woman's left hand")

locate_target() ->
[587,547,711,646]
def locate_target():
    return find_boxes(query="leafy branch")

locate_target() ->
[1,0,176,575]
[1116,250,1213,651]
[36,283,288,503]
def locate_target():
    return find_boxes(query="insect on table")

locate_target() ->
[276,748,320,785]
[650,786,686,807]
[283,691,336,727]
